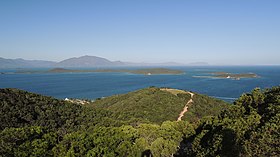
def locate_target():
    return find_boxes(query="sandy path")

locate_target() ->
[177,92,194,121]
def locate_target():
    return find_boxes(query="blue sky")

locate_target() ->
[0,0,279,65]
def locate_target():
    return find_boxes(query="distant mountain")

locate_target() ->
[0,57,56,68]
[0,55,185,68]
[56,56,184,67]
[56,55,125,67]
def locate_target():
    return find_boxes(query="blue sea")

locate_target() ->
[0,66,279,102]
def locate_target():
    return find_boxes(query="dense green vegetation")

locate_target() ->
[91,87,190,124]
[185,93,229,123]
[0,86,279,156]
[177,87,280,156]
[0,89,122,132]
[91,87,229,124]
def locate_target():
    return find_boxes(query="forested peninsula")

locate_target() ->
[14,68,184,75]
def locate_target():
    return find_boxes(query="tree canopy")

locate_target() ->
[0,86,279,156]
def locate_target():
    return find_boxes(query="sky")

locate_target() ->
[0,0,280,65]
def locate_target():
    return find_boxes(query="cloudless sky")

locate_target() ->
[0,0,280,65]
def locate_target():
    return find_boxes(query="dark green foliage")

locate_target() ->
[0,88,119,133]
[178,86,280,156]
[52,121,193,157]
[1,87,279,156]
[60,125,140,157]
[92,87,189,124]
[183,94,230,123]
[91,87,229,124]
[0,88,197,156]
[0,126,57,156]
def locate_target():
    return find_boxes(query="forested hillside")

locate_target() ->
[0,87,279,156]
[177,87,280,156]
[91,87,229,124]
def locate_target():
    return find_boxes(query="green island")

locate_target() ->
[1,86,279,156]
[194,72,259,80]
[16,68,184,75]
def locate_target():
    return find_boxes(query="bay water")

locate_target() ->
[1,66,279,102]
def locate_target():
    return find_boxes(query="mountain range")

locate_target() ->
[0,57,56,68]
[0,55,206,68]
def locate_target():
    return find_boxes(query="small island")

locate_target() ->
[16,68,184,75]
[194,72,259,80]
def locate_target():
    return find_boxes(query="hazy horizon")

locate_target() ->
[2,55,280,66]
[1,0,280,65]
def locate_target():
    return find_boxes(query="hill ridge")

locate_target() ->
[91,87,229,124]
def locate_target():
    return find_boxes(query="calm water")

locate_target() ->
[1,66,279,102]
